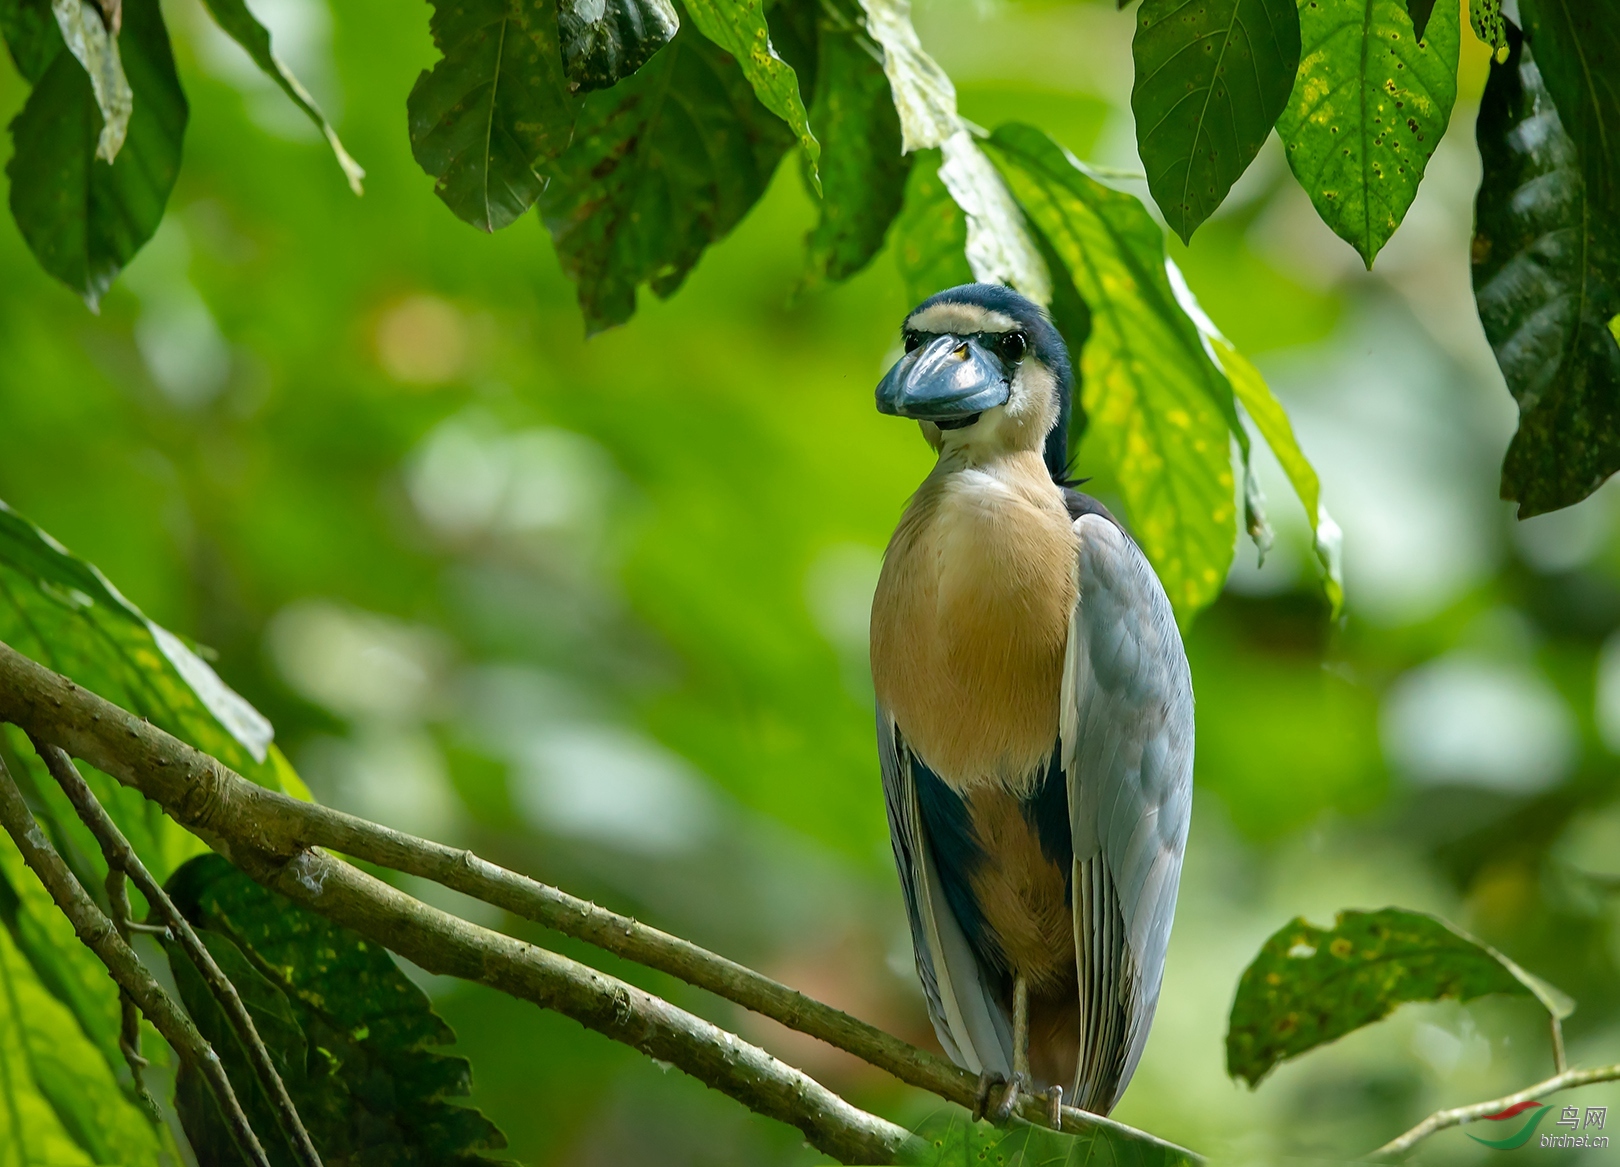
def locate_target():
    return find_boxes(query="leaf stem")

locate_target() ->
[1371,1063,1620,1158]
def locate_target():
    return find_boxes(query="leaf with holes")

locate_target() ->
[1275,0,1458,266]
[985,123,1239,620]
[1475,19,1620,517]
[539,25,793,332]
[1470,0,1506,60]
[1131,0,1300,242]
[1227,907,1571,1087]
[408,0,578,233]
[557,0,676,91]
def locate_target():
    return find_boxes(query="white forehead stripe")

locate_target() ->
[907,303,1021,335]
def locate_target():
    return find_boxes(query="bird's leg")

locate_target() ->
[972,1070,1002,1122]
[1045,1085,1063,1129]
[986,973,1031,1123]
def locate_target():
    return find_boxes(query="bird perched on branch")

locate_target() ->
[869,284,1193,1122]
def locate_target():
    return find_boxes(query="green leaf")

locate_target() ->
[164,854,508,1166]
[556,0,677,93]
[4,0,185,307]
[1474,21,1620,517]
[684,0,820,190]
[1275,0,1459,267]
[0,0,64,83]
[803,16,909,282]
[856,0,958,151]
[51,0,132,163]
[197,0,365,192]
[1406,0,1435,40]
[407,0,579,233]
[900,1110,1199,1167]
[1227,907,1572,1087]
[985,123,1238,620]
[891,148,972,306]
[1469,0,1507,61]
[539,25,794,332]
[1131,0,1301,243]
[0,922,169,1166]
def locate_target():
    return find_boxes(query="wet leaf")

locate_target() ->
[1227,907,1571,1087]
[408,0,578,232]
[1131,0,1300,242]
[1275,0,1459,267]
[556,0,676,92]
[1474,20,1620,517]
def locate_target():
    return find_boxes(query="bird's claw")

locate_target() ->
[991,1072,1026,1124]
[971,1070,1028,1125]
[1045,1084,1063,1129]
[971,1071,1000,1123]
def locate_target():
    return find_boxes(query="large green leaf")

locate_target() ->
[197,0,365,192]
[556,0,677,92]
[1275,0,1459,267]
[0,923,169,1167]
[4,0,185,307]
[900,1111,1198,1167]
[890,148,972,306]
[1474,20,1620,517]
[1131,0,1300,243]
[408,0,579,233]
[684,0,820,189]
[1227,907,1572,1087]
[539,25,794,332]
[0,0,62,83]
[164,855,508,1166]
[803,15,908,283]
[985,124,1238,619]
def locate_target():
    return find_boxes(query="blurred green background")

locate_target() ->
[3,0,1618,1162]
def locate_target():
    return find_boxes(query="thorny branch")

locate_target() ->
[31,738,325,1167]
[1372,1063,1620,1159]
[0,749,271,1167]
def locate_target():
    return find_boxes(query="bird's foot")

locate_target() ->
[1045,1085,1063,1129]
[971,1071,1000,1123]
[991,1072,1026,1124]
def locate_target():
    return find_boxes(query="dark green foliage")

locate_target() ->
[1226,908,1569,1087]
[1406,0,1436,40]
[165,854,508,1166]
[556,0,677,93]
[1131,0,1300,243]
[0,0,59,82]
[1474,20,1620,517]
[408,0,579,232]
[538,25,794,332]
[803,17,909,282]
[900,1111,1198,1167]
[890,149,972,308]
[4,0,184,307]
[1274,0,1458,267]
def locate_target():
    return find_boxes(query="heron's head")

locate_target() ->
[875,284,1073,481]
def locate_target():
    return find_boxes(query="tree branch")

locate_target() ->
[0,750,272,1167]
[31,738,325,1167]
[0,639,1194,1159]
[1371,1064,1620,1159]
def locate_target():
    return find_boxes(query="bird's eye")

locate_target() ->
[999,331,1028,363]
[904,331,922,353]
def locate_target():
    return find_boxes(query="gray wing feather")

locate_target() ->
[1061,514,1193,1112]
[878,711,1014,1078]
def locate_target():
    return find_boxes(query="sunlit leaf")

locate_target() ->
[856,0,957,151]
[407,0,578,233]
[900,1109,1198,1166]
[197,0,364,192]
[803,15,909,282]
[539,25,793,332]
[4,0,184,307]
[685,0,820,190]
[556,0,676,92]
[1131,0,1300,243]
[165,855,508,1166]
[939,131,1051,303]
[1227,907,1572,1087]
[985,123,1237,619]
[1474,20,1620,517]
[1275,0,1458,267]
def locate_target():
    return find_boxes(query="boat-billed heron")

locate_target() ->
[870,284,1193,1121]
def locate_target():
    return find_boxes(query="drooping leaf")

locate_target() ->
[0,923,169,1166]
[939,131,1051,303]
[1474,22,1620,517]
[4,0,184,307]
[1131,0,1300,243]
[802,15,909,282]
[856,0,957,151]
[1227,907,1572,1087]
[408,0,579,233]
[684,0,820,190]
[51,0,132,162]
[891,148,972,306]
[1275,0,1459,267]
[1469,0,1507,61]
[985,123,1238,619]
[164,854,508,1166]
[539,25,794,332]
[556,0,676,92]
[196,0,365,192]
[900,1109,1198,1167]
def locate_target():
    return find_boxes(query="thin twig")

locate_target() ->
[1371,1063,1620,1159]
[0,641,1190,1157]
[104,863,160,1118]
[1551,1015,1568,1074]
[31,739,324,1167]
[0,751,271,1167]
